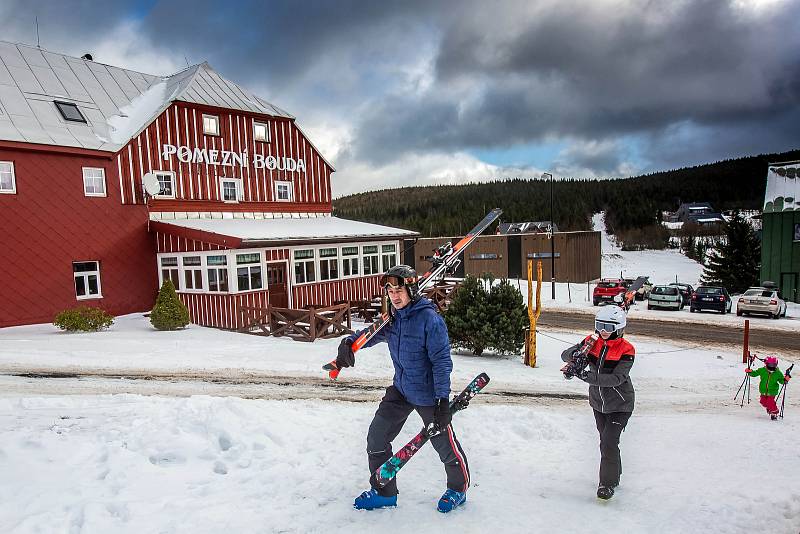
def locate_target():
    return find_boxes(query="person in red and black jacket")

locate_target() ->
[561,305,635,500]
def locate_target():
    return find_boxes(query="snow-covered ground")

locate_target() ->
[510,213,799,330]
[1,315,799,533]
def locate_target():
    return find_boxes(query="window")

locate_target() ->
[381,244,397,272]
[362,245,379,275]
[154,171,176,198]
[203,114,220,135]
[160,256,180,289]
[0,161,16,194]
[207,255,229,292]
[294,249,315,284]
[275,181,293,202]
[253,121,269,142]
[82,167,106,197]
[183,256,203,290]
[73,261,101,299]
[55,101,86,123]
[319,247,339,281]
[342,246,359,277]
[219,178,242,202]
[236,253,263,291]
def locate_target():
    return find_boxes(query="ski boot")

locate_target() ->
[597,484,615,500]
[353,488,397,510]
[771,414,778,421]
[437,489,467,513]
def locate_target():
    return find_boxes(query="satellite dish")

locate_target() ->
[142,173,160,196]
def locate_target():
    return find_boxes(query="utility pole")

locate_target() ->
[542,172,555,299]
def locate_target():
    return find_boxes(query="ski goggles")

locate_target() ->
[381,275,416,291]
[595,320,620,333]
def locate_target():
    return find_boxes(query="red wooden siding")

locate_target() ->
[178,275,379,330]
[117,103,334,210]
[292,276,382,309]
[0,146,157,327]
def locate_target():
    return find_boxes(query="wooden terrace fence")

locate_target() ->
[237,302,353,342]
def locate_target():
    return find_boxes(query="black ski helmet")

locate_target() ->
[380,264,420,301]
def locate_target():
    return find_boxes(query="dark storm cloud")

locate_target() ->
[2,0,798,178]
[354,0,800,163]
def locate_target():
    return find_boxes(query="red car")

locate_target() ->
[593,279,627,306]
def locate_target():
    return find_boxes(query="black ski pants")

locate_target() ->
[367,385,470,497]
[593,410,632,487]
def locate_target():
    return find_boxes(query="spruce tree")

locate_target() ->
[485,280,527,355]
[444,275,492,355]
[701,212,761,293]
[150,279,191,330]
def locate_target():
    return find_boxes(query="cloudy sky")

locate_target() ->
[2,0,799,196]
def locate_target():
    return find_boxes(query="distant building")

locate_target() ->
[497,221,558,234]
[761,161,800,303]
[668,202,725,225]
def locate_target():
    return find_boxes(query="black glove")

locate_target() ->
[336,338,355,368]
[433,398,452,431]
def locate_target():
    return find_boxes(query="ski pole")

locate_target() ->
[736,353,755,407]
[779,363,793,419]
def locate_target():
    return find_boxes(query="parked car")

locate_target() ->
[690,286,732,314]
[736,287,787,319]
[647,285,683,310]
[624,277,653,301]
[669,283,694,306]
[593,279,627,306]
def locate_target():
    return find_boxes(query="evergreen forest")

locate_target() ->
[333,149,800,243]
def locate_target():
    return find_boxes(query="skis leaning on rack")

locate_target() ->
[321,208,502,380]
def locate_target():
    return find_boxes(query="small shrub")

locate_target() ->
[53,306,114,332]
[150,279,190,330]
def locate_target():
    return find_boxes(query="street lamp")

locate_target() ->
[542,172,555,299]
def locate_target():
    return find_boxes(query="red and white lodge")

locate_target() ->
[0,42,416,329]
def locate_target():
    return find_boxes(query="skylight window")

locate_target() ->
[55,101,86,123]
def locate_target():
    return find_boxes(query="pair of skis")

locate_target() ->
[560,334,598,380]
[374,372,490,488]
[322,208,502,380]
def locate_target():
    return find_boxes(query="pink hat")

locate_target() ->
[765,356,779,368]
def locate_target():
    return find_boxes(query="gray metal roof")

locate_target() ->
[0,41,293,153]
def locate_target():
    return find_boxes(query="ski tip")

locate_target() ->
[477,372,490,384]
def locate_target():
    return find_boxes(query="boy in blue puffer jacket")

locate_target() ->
[336,265,469,513]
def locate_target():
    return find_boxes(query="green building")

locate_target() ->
[761,161,800,303]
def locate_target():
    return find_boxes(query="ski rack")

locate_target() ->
[322,208,502,380]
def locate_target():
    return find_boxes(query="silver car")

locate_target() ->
[736,287,787,319]
[648,285,683,310]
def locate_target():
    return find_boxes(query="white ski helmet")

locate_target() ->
[595,305,627,336]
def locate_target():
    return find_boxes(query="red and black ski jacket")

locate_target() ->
[574,335,636,414]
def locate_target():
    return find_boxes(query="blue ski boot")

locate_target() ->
[354,488,397,510]
[437,489,466,513]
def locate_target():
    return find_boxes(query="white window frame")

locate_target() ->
[203,114,220,136]
[182,256,204,292]
[319,247,339,281]
[159,256,180,290]
[0,161,16,194]
[206,255,230,293]
[362,244,380,276]
[154,170,176,199]
[73,261,102,300]
[293,248,316,285]
[381,244,398,272]
[341,246,360,278]
[82,167,107,197]
[236,252,264,292]
[275,181,294,202]
[253,121,270,142]
[219,177,243,203]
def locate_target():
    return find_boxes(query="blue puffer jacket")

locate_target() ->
[349,297,452,406]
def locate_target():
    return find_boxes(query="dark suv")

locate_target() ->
[669,283,694,306]
[690,286,732,314]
